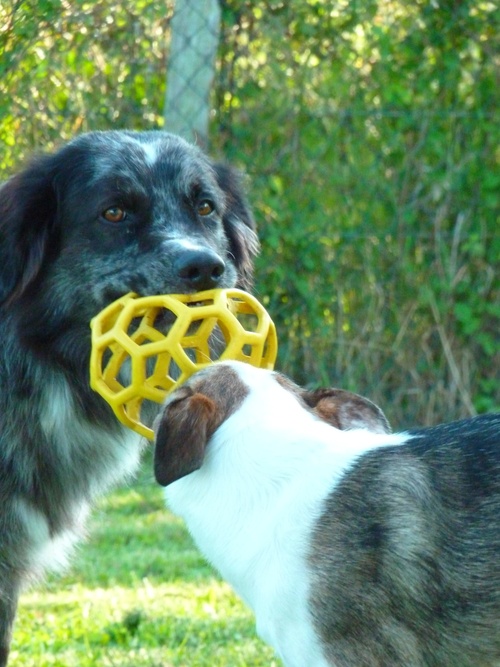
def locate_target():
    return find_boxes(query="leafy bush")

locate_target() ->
[1,0,498,426]
[216,0,499,426]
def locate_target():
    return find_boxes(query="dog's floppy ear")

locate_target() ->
[213,163,260,291]
[302,388,391,434]
[0,156,59,305]
[154,389,219,486]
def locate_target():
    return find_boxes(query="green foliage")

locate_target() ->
[216,0,499,426]
[0,0,498,425]
[0,0,171,169]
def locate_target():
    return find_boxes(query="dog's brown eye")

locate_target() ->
[102,207,126,223]
[197,200,214,216]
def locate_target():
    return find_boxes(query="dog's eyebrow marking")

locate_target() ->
[141,141,160,166]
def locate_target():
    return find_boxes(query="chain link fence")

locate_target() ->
[164,0,220,147]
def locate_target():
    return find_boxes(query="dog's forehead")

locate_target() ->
[71,131,217,191]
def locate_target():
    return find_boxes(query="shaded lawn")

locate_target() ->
[12,458,279,666]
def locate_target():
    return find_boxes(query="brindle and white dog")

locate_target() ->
[155,360,500,667]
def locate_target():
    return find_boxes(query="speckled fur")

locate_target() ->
[309,413,500,667]
[0,130,258,665]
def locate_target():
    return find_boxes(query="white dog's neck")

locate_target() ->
[165,384,403,666]
[166,387,400,609]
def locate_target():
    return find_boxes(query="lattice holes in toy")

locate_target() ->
[90,289,278,439]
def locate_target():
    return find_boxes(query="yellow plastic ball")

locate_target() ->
[90,288,278,439]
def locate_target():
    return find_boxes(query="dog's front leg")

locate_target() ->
[0,575,20,667]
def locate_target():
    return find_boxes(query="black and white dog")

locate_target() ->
[0,131,258,665]
[155,361,500,667]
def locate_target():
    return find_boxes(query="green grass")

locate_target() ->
[12,457,280,666]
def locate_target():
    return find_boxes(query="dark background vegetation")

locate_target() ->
[1,0,498,428]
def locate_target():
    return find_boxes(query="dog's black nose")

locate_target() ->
[175,249,226,291]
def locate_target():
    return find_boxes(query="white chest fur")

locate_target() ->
[23,376,145,578]
[40,376,144,495]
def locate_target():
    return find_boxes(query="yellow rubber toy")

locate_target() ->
[90,288,278,440]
